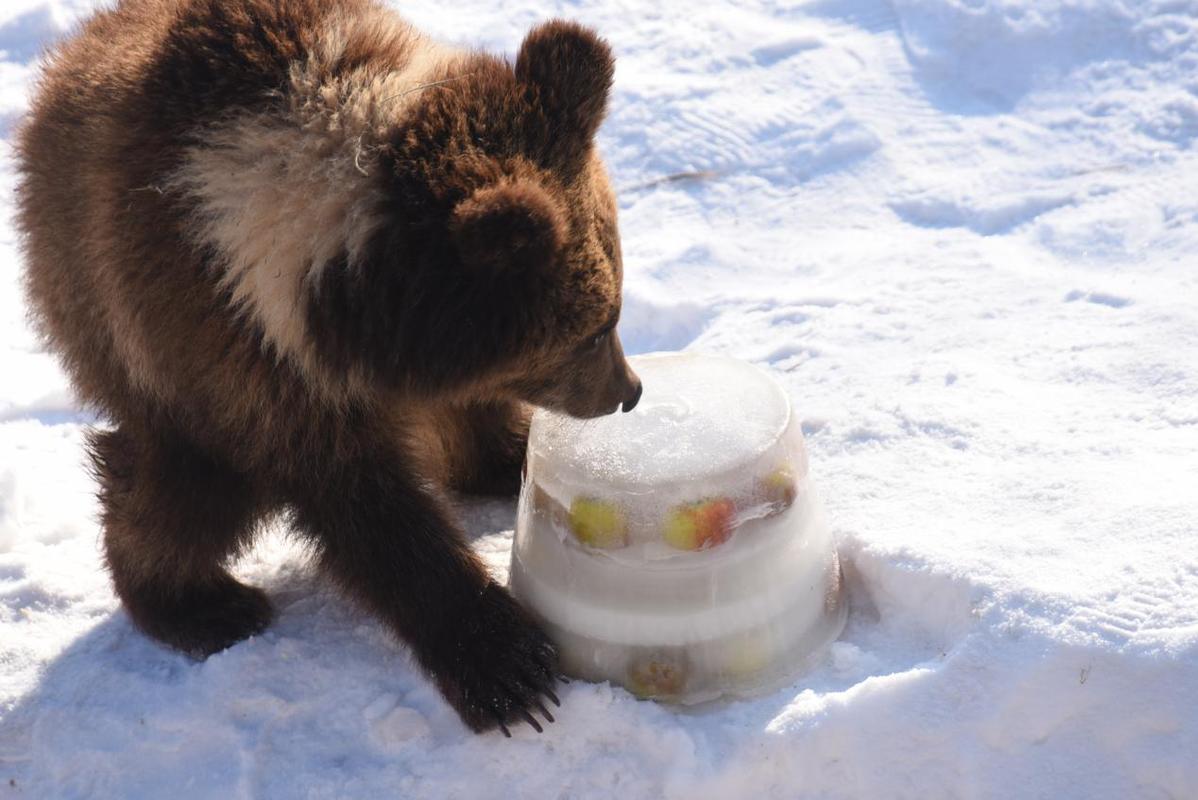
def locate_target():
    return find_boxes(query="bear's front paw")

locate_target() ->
[429,582,561,737]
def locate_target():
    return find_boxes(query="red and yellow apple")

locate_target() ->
[663,498,736,551]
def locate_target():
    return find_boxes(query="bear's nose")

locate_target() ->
[621,379,643,413]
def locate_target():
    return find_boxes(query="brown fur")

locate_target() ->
[16,0,641,736]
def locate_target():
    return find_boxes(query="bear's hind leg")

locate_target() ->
[90,426,273,658]
[447,400,531,497]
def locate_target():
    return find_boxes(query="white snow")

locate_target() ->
[2,0,1197,797]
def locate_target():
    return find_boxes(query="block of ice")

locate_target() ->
[509,352,845,704]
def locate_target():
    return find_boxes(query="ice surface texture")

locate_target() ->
[531,352,791,488]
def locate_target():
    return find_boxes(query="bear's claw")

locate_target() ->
[430,581,562,737]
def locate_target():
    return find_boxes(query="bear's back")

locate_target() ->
[16,0,394,448]
[17,0,178,415]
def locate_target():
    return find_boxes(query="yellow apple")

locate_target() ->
[567,497,628,549]
[719,630,773,679]
[760,465,798,508]
[627,655,687,698]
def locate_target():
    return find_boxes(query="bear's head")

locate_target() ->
[365,20,643,419]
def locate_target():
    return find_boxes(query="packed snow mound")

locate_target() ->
[2,0,1197,798]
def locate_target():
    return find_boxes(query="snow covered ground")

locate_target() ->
[2,0,1197,796]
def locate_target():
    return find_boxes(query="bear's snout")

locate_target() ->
[621,375,643,413]
[569,359,640,419]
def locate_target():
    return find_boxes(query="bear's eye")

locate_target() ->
[583,314,619,353]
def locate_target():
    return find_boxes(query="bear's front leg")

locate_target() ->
[292,448,558,736]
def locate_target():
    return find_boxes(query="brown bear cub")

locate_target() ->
[16,0,642,736]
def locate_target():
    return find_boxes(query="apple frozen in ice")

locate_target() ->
[760,465,798,509]
[627,653,688,697]
[568,497,628,549]
[663,498,736,551]
[718,629,773,678]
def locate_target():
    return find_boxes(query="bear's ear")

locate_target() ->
[450,179,566,274]
[515,20,614,168]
